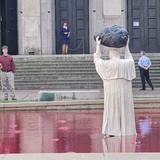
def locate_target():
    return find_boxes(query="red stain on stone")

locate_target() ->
[130,141,140,144]
[58,126,70,130]
[52,138,59,142]
[9,124,17,128]
[94,127,100,130]
[8,130,22,134]
[57,120,66,123]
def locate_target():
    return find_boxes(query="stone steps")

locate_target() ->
[13,54,160,90]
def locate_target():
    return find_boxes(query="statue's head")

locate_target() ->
[94,25,128,48]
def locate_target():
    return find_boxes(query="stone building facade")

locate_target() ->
[1,0,159,55]
[17,0,126,55]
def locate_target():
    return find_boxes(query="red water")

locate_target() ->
[0,109,160,153]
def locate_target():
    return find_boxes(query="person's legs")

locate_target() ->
[145,69,154,90]
[8,72,16,99]
[139,67,146,90]
[1,72,8,99]
[62,44,66,54]
[65,45,68,54]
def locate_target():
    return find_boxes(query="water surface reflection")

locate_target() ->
[0,109,159,153]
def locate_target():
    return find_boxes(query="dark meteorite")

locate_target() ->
[94,25,129,48]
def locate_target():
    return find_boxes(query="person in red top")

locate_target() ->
[0,45,17,100]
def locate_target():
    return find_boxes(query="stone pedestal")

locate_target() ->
[38,90,100,101]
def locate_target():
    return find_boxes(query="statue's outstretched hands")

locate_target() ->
[96,36,101,45]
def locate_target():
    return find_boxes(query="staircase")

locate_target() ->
[13,54,160,90]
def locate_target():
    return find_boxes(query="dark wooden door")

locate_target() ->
[1,0,18,55]
[127,0,160,53]
[55,0,89,54]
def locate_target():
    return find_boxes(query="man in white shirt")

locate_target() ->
[138,51,154,90]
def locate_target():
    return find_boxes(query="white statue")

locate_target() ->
[93,25,137,138]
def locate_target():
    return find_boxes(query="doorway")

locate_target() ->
[55,0,89,54]
[0,0,18,55]
[127,0,160,53]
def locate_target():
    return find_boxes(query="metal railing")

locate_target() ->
[68,37,84,54]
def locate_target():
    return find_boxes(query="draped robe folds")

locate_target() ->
[94,52,137,136]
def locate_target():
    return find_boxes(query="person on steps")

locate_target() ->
[138,50,154,91]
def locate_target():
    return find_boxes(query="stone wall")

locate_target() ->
[18,0,41,55]
[17,0,126,55]
[41,0,54,55]
[89,0,127,54]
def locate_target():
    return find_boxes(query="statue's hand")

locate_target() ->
[96,36,101,45]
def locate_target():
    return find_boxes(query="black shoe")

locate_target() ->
[140,89,146,91]
[12,98,17,100]
[3,98,8,100]
[151,87,154,90]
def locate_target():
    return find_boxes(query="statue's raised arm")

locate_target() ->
[124,36,133,59]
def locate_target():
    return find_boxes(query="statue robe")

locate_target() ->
[94,52,137,136]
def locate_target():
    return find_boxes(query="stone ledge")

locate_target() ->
[1,153,160,160]
[38,90,101,101]
[0,98,160,111]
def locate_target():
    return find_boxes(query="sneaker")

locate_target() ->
[12,98,17,100]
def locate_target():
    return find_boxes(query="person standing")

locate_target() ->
[60,22,70,54]
[0,45,17,100]
[138,50,154,91]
